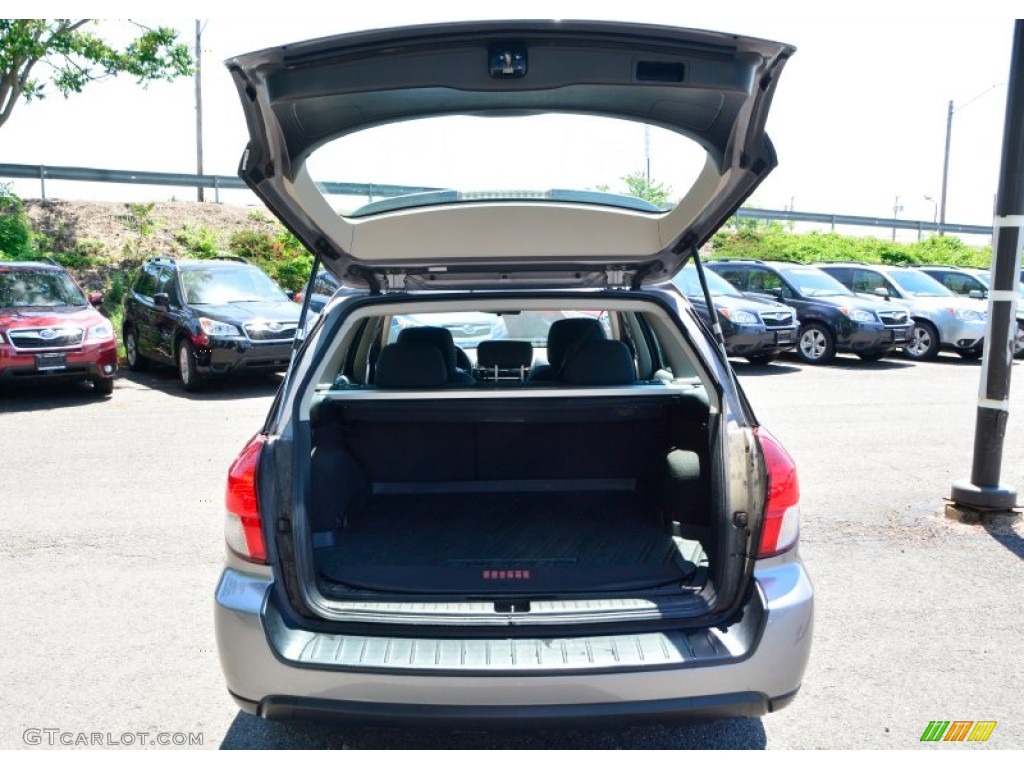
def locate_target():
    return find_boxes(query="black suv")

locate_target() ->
[123,256,301,390]
[706,260,913,363]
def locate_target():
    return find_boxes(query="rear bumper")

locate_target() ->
[234,688,800,727]
[214,557,813,725]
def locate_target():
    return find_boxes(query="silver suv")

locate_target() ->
[215,20,813,727]
[818,263,988,360]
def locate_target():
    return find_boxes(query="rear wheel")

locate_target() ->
[796,323,835,364]
[904,321,940,361]
[177,339,205,392]
[124,327,148,372]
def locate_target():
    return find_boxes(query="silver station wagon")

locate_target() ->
[215,19,813,727]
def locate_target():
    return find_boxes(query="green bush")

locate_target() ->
[709,218,992,268]
[270,253,314,292]
[175,223,223,259]
[229,229,279,263]
[0,186,33,260]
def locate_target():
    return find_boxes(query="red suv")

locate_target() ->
[0,262,118,395]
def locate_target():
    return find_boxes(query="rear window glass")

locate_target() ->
[387,310,612,349]
[305,114,706,216]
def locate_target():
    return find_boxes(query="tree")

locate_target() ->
[0,19,192,130]
[622,171,673,208]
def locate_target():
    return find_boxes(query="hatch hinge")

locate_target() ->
[604,267,629,289]
[383,271,407,293]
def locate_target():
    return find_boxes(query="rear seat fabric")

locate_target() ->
[397,326,474,383]
[527,317,606,382]
[374,342,449,388]
[560,340,637,385]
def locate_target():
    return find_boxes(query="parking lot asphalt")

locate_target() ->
[0,352,1022,749]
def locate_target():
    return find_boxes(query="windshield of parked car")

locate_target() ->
[0,268,87,308]
[181,265,289,305]
[888,270,954,298]
[388,310,612,349]
[674,264,741,298]
[305,114,706,216]
[781,267,852,297]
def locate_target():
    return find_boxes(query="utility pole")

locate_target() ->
[940,83,1006,239]
[948,20,1023,520]
[891,194,903,241]
[195,20,205,203]
[939,100,952,236]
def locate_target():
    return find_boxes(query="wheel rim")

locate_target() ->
[125,333,137,366]
[800,329,827,359]
[1015,325,1024,354]
[178,346,191,384]
[907,326,932,357]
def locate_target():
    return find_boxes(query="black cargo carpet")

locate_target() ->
[316,491,696,594]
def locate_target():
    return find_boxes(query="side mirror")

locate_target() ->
[88,291,103,306]
[770,287,784,299]
[153,292,170,308]
[873,287,890,299]
[968,289,986,300]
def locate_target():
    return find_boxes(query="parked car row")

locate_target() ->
[4,254,1019,400]
[704,260,1023,364]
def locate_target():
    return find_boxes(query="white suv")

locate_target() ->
[215,19,813,727]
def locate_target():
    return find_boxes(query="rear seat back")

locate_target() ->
[527,317,605,382]
[560,340,637,385]
[374,342,449,388]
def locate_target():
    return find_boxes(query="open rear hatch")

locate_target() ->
[227,20,794,291]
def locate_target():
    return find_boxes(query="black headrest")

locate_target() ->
[560,340,637,386]
[477,340,534,369]
[374,342,449,388]
[397,326,458,374]
[546,317,606,368]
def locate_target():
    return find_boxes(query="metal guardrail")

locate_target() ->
[0,161,993,237]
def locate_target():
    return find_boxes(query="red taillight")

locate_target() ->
[225,434,268,563]
[294,292,304,303]
[756,428,800,558]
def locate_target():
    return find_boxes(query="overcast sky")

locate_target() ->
[3,2,1021,230]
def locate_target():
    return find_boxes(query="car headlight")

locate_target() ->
[199,317,241,336]
[953,308,985,322]
[840,307,876,323]
[87,320,114,340]
[719,308,758,325]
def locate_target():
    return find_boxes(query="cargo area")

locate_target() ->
[306,392,716,598]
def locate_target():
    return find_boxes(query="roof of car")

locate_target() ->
[0,261,63,271]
